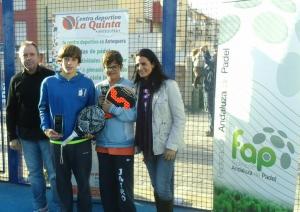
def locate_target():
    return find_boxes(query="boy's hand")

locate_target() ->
[84,133,94,140]
[10,139,21,150]
[101,100,112,113]
[98,95,105,106]
[44,129,62,140]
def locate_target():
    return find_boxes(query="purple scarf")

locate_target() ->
[135,80,154,160]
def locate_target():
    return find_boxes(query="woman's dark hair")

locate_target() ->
[133,48,167,92]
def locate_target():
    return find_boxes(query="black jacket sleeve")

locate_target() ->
[6,77,18,141]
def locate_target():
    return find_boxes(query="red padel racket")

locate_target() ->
[104,84,136,118]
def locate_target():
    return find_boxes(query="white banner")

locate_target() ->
[53,10,129,83]
[214,1,300,211]
[53,10,129,199]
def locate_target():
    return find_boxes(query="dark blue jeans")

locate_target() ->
[97,153,136,212]
[144,154,175,201]
[20,138,60,211]
[51,141,92,212]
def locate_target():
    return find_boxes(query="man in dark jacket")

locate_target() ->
[202,45,217,137]
[6,41,60,212]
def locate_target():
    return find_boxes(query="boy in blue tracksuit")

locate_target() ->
[95,50,136,212]
[39,44,95,212]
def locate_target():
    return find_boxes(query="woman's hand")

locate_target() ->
[134,146,141,154]
[164,148,176,160]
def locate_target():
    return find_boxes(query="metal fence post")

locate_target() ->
[2,0,18,183]
[162,0,177,80]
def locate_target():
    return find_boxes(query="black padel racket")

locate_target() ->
[61,105,105,146]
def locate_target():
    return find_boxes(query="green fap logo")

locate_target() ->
[232,127,294,171]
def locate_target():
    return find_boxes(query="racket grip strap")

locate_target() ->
[60,145,64,164]
[61,131,78,146]
[60,131,78,164]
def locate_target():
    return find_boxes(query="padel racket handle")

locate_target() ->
[104,113,113,119]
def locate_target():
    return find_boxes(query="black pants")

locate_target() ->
[97,153,136,212]
[51,141,92,212]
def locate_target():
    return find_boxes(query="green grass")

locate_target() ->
[214,186,292,212]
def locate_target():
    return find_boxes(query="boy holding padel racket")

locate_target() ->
[39,44,95,212]
[95,50,137,212]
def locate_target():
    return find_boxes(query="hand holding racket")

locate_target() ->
[101,100,113,113]
[61,105,105,147]
[59,105,105,164]
[102,84,136,119]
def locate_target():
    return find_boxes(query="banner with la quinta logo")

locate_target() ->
[53,10,128,83]
[213,1,300,211]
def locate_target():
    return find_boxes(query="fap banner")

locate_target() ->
[53,10,129,83]
[52,9,129,200]
[213,1,300,211]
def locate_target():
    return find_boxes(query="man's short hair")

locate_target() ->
[18,41,39,57]
[102,50,123,68]
[57,44,82,63]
